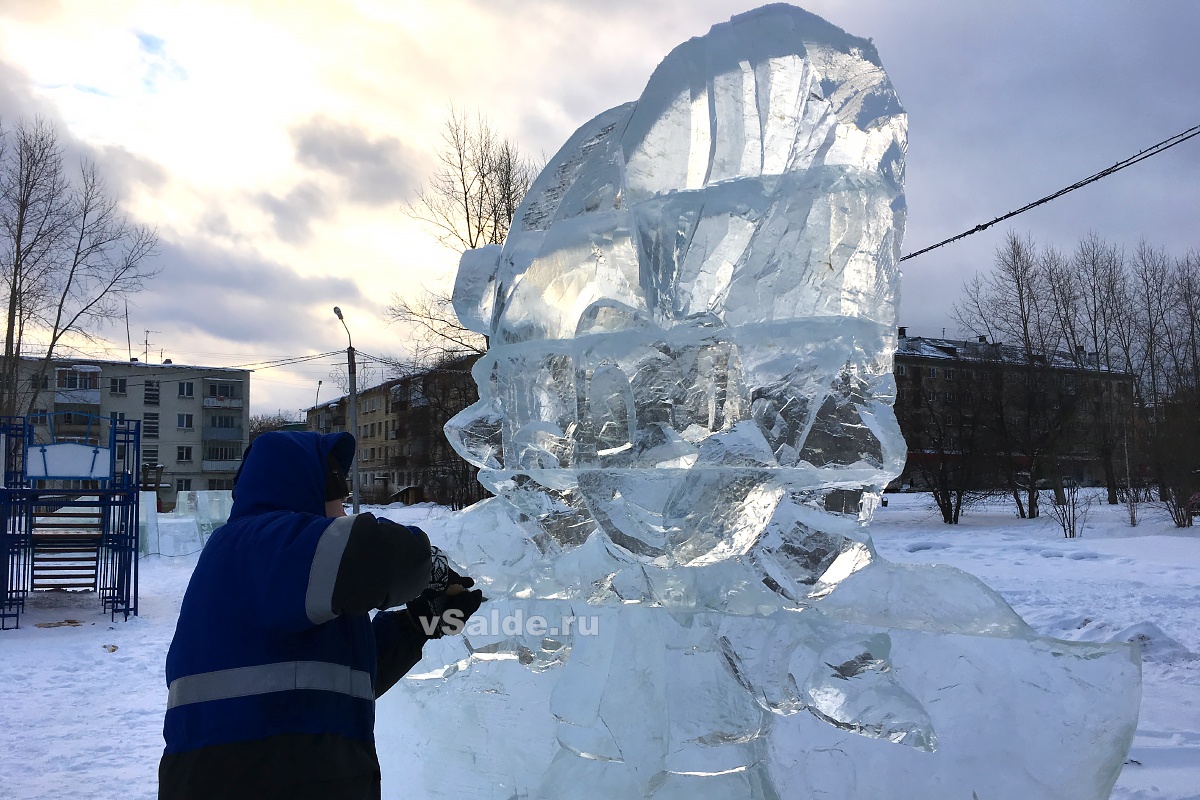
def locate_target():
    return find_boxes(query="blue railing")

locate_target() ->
[0,414,140,629]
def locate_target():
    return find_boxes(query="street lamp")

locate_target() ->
[333,306,360,513]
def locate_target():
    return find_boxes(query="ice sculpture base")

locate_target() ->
[382,506,1139,800]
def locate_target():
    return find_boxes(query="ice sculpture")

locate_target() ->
[388,5,1141,799]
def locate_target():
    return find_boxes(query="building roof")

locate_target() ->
[22,355,250,373]
[895,334,1125,374]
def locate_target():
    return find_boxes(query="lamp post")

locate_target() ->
[333,306,360,513]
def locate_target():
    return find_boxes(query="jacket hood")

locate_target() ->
[229,431,355,519]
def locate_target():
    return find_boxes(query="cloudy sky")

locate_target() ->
[2,0,1197,414]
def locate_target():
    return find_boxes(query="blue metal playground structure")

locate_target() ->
[0,412,141,629]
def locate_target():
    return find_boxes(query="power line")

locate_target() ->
[227,351,345,370]
[356,351,479,376]
[900,123,1200,262]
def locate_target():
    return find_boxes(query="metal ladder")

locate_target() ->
[30,499,103,591]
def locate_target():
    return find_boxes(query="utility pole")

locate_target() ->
[124,299,133,361]
[333,307,360,513]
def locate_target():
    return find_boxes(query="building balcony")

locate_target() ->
[202,459,241,472]
[50,420,102,444]
[203,396,244,409]
[54,388,101,406]
[202,426,244,442]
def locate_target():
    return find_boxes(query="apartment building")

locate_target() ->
[18,356,251,506]
[892,329,1134,490]
[309,378,405,502]
[307,356,485,507]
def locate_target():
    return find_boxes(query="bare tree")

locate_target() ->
[1152,250,1200,526]
[895,362,994,523]
[955,232,1058,357]
[952,229,1199,527]
[327,361,376,396]
[0,117,158,416]
[1045,232,1128,504]
[384,288,486,371]
[1047,479,1091,539]
[391,109,537,369]
[1130,240,1174,415]
[249,410,302,442]
[406,107,539,251]
[955,231,1072,518]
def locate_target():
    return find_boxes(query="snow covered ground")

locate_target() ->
[1,494,1197,799]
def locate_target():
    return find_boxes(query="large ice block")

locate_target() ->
[393,5,1141,799]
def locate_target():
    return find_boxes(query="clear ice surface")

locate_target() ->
[393,5,1141,798]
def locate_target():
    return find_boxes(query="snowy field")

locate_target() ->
[1,493,1197,800]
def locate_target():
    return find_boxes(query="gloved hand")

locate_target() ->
[406,582,485,639]
[411,545,484,637]
[427,545,473,593]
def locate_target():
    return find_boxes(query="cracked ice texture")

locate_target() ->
[417,5,1140,799]
[450,2,907,575]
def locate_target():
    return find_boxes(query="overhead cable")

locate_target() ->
[900,124,1200,262]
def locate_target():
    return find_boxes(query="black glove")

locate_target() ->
[428,545,476,592]
[406,584,485,639]
[428,545,461,592]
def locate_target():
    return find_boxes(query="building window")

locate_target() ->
[896,364,906,377]
[944,392,955,403]
[143,413,160,438]
[60,411,90,426]
[926,391,938,403]
[115,444,127,461]
[142,446,160,465]
[110,411,126,423]
[176,478,193,492]
[144,380,160,406]
[178,382,194,398]
[57,370,81,389]
[177,446,193,463]
[209,414,238,429]
[29,374,49,390]
[927,367,937,379]
[109,377,127,395]
[30,409,49,424]
[205,444,240,461]
[208,382,240,399]
[208,478,234,491]
[945,369,956,381]
[178,413,194,430]
[897,388,908,402]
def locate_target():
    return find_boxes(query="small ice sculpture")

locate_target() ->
[389,6,1140,799]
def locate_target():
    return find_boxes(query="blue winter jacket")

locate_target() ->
[160,431,432,799]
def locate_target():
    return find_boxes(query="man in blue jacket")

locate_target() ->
[159,430,482,799]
